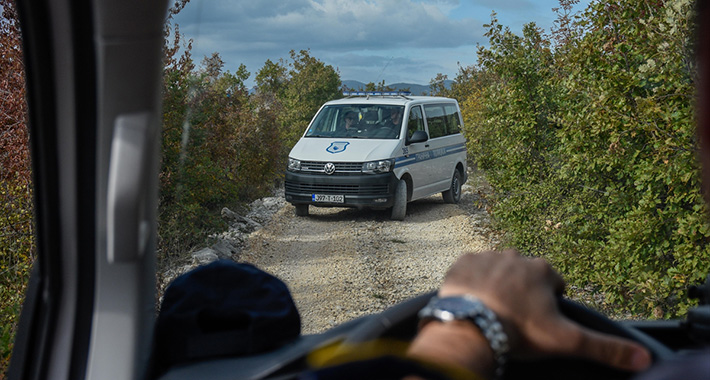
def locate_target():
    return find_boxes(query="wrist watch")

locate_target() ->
[418,295,509,377]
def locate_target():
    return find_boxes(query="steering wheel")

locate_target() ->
[337,292,673,380]
[371,126,395,138]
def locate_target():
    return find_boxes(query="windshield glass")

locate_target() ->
[305,104,404,139]
[154,0,707,330]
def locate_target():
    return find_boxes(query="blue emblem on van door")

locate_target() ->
[326,141,349,154]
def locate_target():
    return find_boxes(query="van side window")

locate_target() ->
[424,104,446,138]
[444,104,462,134]
[424,104,462,138]
[407,106,424,139]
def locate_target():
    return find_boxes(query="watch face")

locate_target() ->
[436,297,475,310]
[430,296,483,319]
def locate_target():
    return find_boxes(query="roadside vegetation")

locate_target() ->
[0,0,32,373]
[158,2,342,264]
[434,0,708,318]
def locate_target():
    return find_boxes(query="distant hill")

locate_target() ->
[341,80,453,95]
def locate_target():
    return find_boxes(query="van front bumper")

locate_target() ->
[284,171,399,208]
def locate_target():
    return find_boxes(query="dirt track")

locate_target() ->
[239,173,498,334]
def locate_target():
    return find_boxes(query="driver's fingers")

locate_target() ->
[529,257,566,296]
[549,319,652,372]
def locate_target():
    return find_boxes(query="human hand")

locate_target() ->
[438,250,652,372]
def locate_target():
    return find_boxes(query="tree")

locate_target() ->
[429,73,449,96]
[280,49,342,148]
[255,58,288,98]
[254,49,341,150]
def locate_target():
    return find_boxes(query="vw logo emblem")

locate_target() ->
[324,162,336,175]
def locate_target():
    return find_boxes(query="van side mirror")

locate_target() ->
[408,130,428,144]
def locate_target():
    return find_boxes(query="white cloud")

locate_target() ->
[172,0,589,86]
[176,0,484,52]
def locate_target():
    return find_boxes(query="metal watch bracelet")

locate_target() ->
[418,295,510,378]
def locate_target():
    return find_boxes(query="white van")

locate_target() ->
[284,92,467,220]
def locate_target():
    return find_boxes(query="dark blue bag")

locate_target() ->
[153,260,301,372]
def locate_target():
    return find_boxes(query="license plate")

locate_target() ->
[312,194,344,203]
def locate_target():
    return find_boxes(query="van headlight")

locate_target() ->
[362,159,394,174]
[288,158,301,172]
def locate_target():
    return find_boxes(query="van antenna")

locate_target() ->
[375,56,394,87]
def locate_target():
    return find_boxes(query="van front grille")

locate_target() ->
[285,182,389,195]
[300,161,362,175]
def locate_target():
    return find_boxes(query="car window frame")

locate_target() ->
[9,1,168,380]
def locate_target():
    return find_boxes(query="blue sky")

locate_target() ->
[173,0,592,87]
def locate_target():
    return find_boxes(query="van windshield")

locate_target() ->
[305,104,404,139]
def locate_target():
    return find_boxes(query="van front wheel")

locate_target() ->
[295,204,309,216]
[442,170,462,204]
[390,179,407,220]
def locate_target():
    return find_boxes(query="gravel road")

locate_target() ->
[239,173,499,334]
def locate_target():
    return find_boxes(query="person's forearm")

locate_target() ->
[406,319,495,379]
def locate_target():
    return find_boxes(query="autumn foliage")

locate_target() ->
[0,0,33,371]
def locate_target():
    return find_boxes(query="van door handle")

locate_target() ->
[107,112,153,263]
[425,144,430,148]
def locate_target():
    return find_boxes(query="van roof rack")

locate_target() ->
[342,90,412,99]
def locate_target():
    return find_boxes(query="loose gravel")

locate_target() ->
[239,175,499,334]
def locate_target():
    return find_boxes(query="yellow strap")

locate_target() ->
[306,339,485,380]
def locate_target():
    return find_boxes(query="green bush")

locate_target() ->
[457,0,709,318]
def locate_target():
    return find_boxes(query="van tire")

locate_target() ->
[390,179,407,220]
[442,170,462,204]
[295,204,309,216]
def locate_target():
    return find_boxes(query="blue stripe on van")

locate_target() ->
[394,142,466,168]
